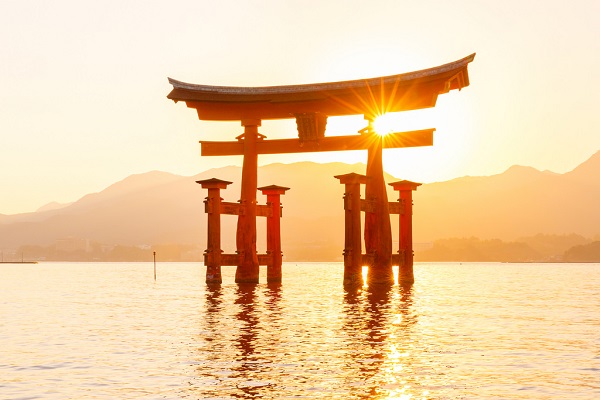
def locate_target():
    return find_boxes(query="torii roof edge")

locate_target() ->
[167,53,475,121]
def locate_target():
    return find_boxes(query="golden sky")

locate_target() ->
[1,0,599,214]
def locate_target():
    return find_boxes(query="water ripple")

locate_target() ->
[1,262,599,399]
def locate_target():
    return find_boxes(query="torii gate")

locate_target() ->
[168,53,475,285]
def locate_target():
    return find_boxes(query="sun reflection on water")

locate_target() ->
[337,280,424,399]
[192,265,439,398]
[3,263,599,399]
[361,265,402,286]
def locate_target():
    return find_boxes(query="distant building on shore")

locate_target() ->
[55,237,91,253]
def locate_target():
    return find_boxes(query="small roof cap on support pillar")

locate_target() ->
[258,185,290,195]
[196,177,233,189]
[334,173,369,185]
[389,180,422,191]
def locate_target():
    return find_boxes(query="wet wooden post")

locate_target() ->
[236,119,262,283]
[196,178,232,284]
[259,185,290,283]
[197,178,231,284]
[363,118,394,285]
[335,173,367,286]
[389,180,421,284]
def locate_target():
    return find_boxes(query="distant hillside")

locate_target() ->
[1,151,599,261]
[414,150,600,241]
[0,162,372,259]
[36,201,73,212]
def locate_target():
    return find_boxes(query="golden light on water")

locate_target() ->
[4,262,595,398]
[360,266,401,286]
[393,314,403,325]
[388,344,402,359]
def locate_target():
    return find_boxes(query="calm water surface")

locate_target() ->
[1,262,598,399]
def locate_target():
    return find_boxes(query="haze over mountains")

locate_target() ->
[415,151,600,241]
[1,151,599,261]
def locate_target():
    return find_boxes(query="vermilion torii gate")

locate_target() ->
[168,53,475,285]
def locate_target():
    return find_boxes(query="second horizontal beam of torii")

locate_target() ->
[200,128,434,156]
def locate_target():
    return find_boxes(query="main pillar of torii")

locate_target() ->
[167,53,475,285]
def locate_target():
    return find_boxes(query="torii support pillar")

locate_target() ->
[364,119,394,285]
[196,178,232,284]
[390,180,421,284]
[259,185,290,283]
[236,119,262,283]
[335,173,367,286]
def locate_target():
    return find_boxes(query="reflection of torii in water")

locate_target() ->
[341,283,417,397]
[167,53,475,285]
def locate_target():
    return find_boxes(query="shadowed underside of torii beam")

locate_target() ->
[167,53,475,285]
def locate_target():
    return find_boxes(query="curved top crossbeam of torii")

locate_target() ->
[167,53,475,122]
[167,53,475,155]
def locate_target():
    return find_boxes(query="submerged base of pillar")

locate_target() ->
[235,249,260,283]
[367,270,395,286]
[235,276,259,284]
[368,277,395,285]
[267,263,282,283]
[343,272,363,286]
[235,273,259,283]
[235,259,260,283]
[205,266,222,284]
[398,266,415,284]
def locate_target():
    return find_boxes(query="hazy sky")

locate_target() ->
[1,0,599,215]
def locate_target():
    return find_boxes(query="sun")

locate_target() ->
[372,113,399,136]
[372,109,438,136]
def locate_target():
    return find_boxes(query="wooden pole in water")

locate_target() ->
[153,251,156,281]
[235,119,261,283]
[259,185,290,283]
[389,180,421,284]
[363,118,394,285]
[335,173,368,286]
[197,177,232,284]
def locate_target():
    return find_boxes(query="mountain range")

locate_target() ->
[1,151,599,261]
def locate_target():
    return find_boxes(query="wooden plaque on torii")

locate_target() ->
[168,53,475,285]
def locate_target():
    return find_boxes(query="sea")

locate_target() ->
[1,262,598,399]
